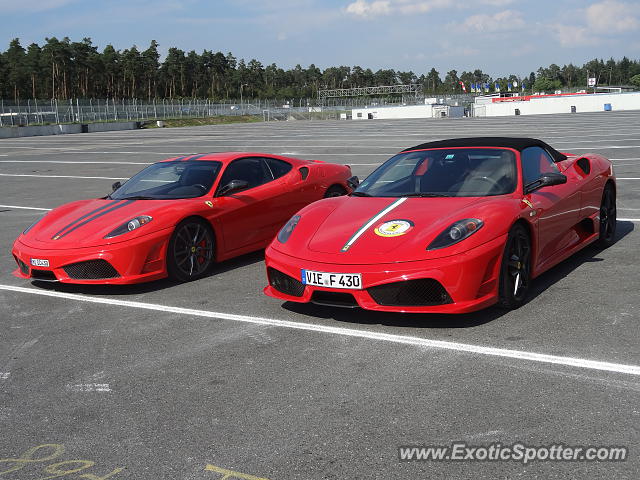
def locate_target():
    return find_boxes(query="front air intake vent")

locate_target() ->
[368,278,452,306]
[268,267,305,297]
[14,255,29,275]
[310,291,358,308]
[31,269,57,281]
[63,259,120,280]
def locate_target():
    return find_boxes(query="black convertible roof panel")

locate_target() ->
[403,137,568,162]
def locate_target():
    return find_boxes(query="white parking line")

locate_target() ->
[1,283,639,376]
[619,218,640,222]
[0,173,125,180]
[280,153,390,156]
[66,383,112,392]
[616,178,640,180]
[0,204,51,211]
[561,145,640,150]
[0,160,151,165]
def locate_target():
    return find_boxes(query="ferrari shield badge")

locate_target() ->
[205,201,214,208]
[374,219,414,237]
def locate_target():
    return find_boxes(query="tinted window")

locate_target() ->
[265,158,292,179]
[218,158,272,193]
[521,146,559,185]
[111,161,221,200]
[355,148,517,197]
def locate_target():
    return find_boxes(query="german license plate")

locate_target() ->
[30,258,50,267]
[302,269,362,289]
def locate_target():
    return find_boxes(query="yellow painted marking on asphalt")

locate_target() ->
[40,460,95,479]
[205,464,270,480]
[0,444,123,478]
[0,444,65,475]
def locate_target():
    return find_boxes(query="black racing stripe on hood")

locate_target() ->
[51,201,120,240]
[54,200,135,240]
[185,154,208,161]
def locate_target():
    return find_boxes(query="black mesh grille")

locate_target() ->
[31,269,57,281]
[367,279,452,306]
[311,291,358,308]
[268,267,305,297]
[14,255,29,275]
[63,259,120,280]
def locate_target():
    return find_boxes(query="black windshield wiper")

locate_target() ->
[402,192,449,197]
[118,195,157,200]
[351,191,372,197]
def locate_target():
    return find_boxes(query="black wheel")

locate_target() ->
[597,183,616,248]
[166,218,214,282]
[498,224,531,309]
[324,185,347,198]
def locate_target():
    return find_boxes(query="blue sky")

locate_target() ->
[1,0,639,77]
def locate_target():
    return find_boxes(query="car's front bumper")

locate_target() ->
[12,227,173,284]
[263,234,507,313]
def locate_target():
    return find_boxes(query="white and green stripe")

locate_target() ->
[341,197,408,252]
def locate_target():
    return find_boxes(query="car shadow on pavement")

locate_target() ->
[282,220,635,329]
[30,250,266,296]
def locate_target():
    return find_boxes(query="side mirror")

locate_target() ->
[524,172,567,194]
[346,176,360,190]
[112,181,122,192]
[218,179,249,196]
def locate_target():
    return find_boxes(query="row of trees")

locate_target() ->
[1,37,640,101]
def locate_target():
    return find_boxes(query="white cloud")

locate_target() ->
[479,0,514,5]
[344,0,454,18]
[462,10,524,32]
[396,0,454,15]
[585,0,639,33]
[552,24,600,47]
[345,0,391,17]
[343,0,515,18]
[549,0,638,47]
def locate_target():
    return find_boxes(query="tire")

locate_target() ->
[324,185,347,198]
[596,183,616,248]
[166,218,215,282]
[497,223,532,310]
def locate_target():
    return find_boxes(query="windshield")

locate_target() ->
[354,148,517,197]
[110,161,222,200]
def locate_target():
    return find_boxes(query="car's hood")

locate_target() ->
[23,198,179,249]
[307,197,479,254]
[275,195,520,264]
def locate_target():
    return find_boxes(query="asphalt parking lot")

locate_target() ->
[1,111,639,479]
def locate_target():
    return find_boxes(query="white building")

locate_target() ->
[351,102,465,120]
[472,91,640,117]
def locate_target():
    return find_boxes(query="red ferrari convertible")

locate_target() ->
[264,138,617,313]
[12,152,354,284]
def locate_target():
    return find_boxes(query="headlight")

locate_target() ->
[277,215,300,243]
[427,218,483,250]
[23,217,44,235]
[104,215,152,239]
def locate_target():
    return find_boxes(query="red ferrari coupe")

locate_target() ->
[264,138,617,313]
[12,152,354,284]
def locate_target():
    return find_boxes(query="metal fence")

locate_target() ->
[0,95,475,127]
